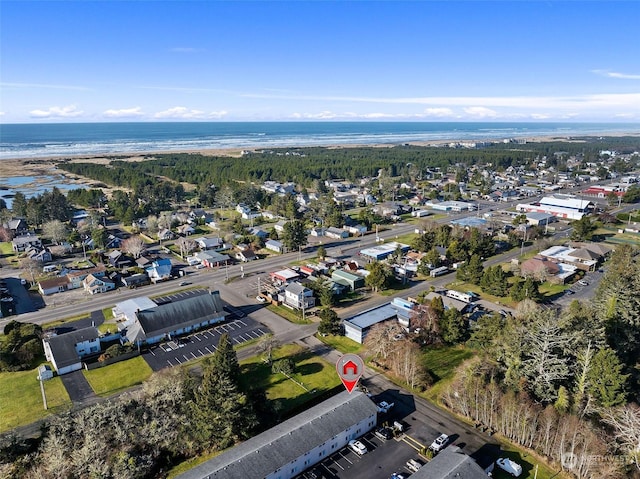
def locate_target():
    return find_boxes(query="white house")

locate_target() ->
[281,282,315,310]
[43,327,101,375]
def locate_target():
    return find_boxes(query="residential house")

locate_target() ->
[248,227,269,239]
[146,258,172,283]
[195,236,224,251]
[177,224,196,236]
[122,273,150,288]
[265,239,284,253]
[66,264,107,290]
[274,220,288,233]
[157,228,175,241]
[195,251,231,268]
[83,274,116,295]
[175,391,377,479]
[11,234,42,252]
[280,282,315,310]
[27,246,52,263]
[124,291,226,346]
[325,227,349,239]
[38,276,71,296]
[4,218,28,236]
[43,327,101,375]
[344,224,367,236]
[235,248,257,262]
[108,250,134,268]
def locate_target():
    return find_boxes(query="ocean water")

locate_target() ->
[1,121,639,160]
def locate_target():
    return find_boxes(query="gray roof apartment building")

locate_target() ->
[177,391,378,479]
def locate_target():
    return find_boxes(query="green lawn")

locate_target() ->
[239,344,341,413]
[421,345,475,402]
[0,367,71,432]
[83,356,153,396]
[0,242,14,256]
[266,304,312,324]
[315,334,363,354]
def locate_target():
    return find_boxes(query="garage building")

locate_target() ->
[343,303,398,344]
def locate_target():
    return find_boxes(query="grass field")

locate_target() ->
[0,242,14,256]
[421,345,475,402]
[239,344,341,413]
[266,304,313,324]
[315,334,363,354]
[0,367,71,432]
[83,356,153,396]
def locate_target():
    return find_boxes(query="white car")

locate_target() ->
[578,280,589,286]
[348,439,368,455]
[377,401,395,413]
[496,458,523,477]
[406,458,423,473]
[429,433,449,452]
[256,295,266,303]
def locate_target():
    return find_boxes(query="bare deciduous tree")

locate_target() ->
[121,235,146,259]
[42,220,68,245]
[364,321,405,363]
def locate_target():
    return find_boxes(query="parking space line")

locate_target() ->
[330,457,345,471]
[191,352,197,359]
[258,328,266,335]
[166,359,173,367]
[182,355,189,362]
[236,319,247,326]
[194,335,202,341]
[204,346,214,354]
[149,349,156,356]
[233,338,241,344]
[249,331,262,338]
[339,451,353,465]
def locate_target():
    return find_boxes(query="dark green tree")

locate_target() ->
[190,358,257,449]
[11,192,27,218]
[316,244,326,260]
[440,307,467,344]
[456,254,484,284]
[480,265,509,296]
[211,333,240,382]
[570,216,597,241]
[365,262,392,292]
[318,308,342,336]
[281,219,307,252]
[586,347,628,407]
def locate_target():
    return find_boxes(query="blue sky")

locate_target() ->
[1,1,639,123]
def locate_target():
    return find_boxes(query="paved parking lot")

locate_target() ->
[143,317,269,370]
[294,389,499,479]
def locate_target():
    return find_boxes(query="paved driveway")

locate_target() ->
[60,370,97,404]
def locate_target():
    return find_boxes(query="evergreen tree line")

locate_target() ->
[56,139,640,194]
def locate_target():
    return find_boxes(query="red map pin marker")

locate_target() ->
[336,354,364,393]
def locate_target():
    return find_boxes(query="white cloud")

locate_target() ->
[530,113,551,120]
[463,106,499,119]
[103,107,144,118]
[591,69,640,80]
[29,105,84,118]
[423,107,454,117]
[207,110,228,119]
[154,106,206,119]
[153,107,228,119]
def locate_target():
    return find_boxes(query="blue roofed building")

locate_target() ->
[146,258,172,283]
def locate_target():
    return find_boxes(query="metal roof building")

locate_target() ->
[176,391,378,479]
[343,303,398,343]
